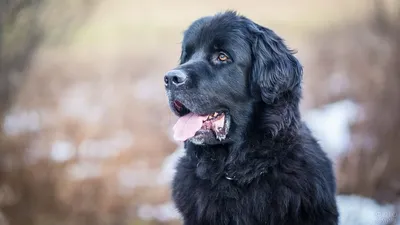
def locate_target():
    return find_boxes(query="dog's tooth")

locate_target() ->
[214,112,218,117]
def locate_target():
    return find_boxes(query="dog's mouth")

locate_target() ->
[172,100,230,142]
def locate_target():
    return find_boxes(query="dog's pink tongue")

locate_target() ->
[173,113,207,141]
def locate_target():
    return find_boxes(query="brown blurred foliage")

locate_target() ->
[1,1,46,224]
[0,0,42,113]
[306,0,400,204]
[0,1,134,225]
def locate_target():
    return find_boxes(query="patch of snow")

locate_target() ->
[304,99,359,160]
[3,109,41,136]
[59,83,105,124]
[67,162,102,180]
[337,195,396,225]
[118,168,159,188]
[51,140,76,162]
[137,202,181,222]
[157,145,185,185]
[78,130,134,159]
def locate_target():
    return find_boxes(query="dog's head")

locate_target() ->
[164,11,303,145]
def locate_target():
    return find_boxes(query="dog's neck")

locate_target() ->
[185,95,302,185]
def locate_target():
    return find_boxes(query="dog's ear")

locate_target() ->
[249,23,303,104]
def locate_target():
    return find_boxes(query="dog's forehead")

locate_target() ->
[182,14,249,50]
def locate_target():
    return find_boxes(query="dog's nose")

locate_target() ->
[164,70,187,88]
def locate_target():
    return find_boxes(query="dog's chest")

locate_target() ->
[193,158,244,198]
[173,156,270,224]
[192,175,258,224]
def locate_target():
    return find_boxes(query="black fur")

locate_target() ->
[164,11,339,225]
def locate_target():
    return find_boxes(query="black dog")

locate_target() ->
[164,11,339,225]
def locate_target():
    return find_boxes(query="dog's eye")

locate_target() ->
[217,52,229,62]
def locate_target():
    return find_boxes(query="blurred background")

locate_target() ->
[1,0,400,224]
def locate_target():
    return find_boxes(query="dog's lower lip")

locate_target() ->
[173,100,183,111]
[172,100,191,116]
